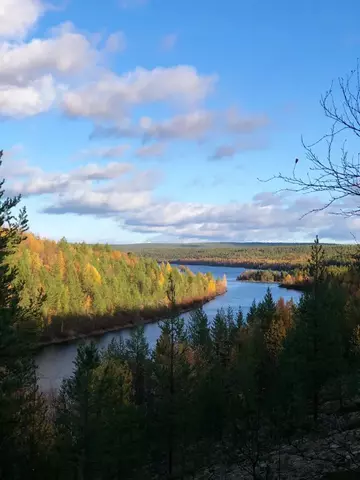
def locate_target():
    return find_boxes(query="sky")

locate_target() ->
[2,0,360,244]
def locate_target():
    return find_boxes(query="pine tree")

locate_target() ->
[247,299,258,326]
[0,151,47,479]
[257,287,276,332]
[55,342,100,479]
[280,237,346,423]
[125,325,150,405]
[187,308,212,358]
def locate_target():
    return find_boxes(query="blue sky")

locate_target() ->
[2,0,360,243]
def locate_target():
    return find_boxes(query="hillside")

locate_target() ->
[11,234,227,342]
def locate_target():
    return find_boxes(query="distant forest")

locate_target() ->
[112,242,356,270]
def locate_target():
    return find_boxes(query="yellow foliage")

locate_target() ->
[86,263,102,284]
[208,279,216,295]
[158,272,165,286]
[165,262,172,274]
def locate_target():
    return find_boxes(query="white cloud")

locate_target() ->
[5,160,134,196]
[72,162,132,180]
[33,163,357,242]
[0,0,45,40]
[0,75,58,117]
[0,23,98,85]
[0,19,124,117]
[93,110,214,141]
[161,33,178,51]
[5,153,355,242]
[62,66,217,121]
[136,143,166,158]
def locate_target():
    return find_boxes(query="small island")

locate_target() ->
[237,269,312,291]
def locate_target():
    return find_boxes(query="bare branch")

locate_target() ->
[267,62,360,218]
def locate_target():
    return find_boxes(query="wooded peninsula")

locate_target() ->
[11,234,227,344]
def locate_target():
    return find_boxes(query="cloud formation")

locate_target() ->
[92,110,215,141]
[0,0,45,40]
[4,159,134,197]
[62,66,217,122]
[14,156,352,242]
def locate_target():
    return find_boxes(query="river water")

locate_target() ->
[36,264,302,391]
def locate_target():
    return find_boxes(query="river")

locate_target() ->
[36,264,302,391]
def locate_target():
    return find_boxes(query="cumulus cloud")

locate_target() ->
[0,75,59,117]
[136,143,166,158]
[5,160,134,196]
[62,66,217,121]
[161,33,178,51]
[0,17,123,117]
[0,23,99,85]
[0,0,45,40]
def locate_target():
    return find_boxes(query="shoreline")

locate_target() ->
[37,289,227,349]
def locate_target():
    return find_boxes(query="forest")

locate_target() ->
[115,242,357,271]
[5,224,360,478]
[9,234,226,343]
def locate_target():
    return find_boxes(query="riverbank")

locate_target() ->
[37,287,227,348]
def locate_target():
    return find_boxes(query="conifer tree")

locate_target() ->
[125,325,150,405]
[0,151,46,479]
[54,342,100,479]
